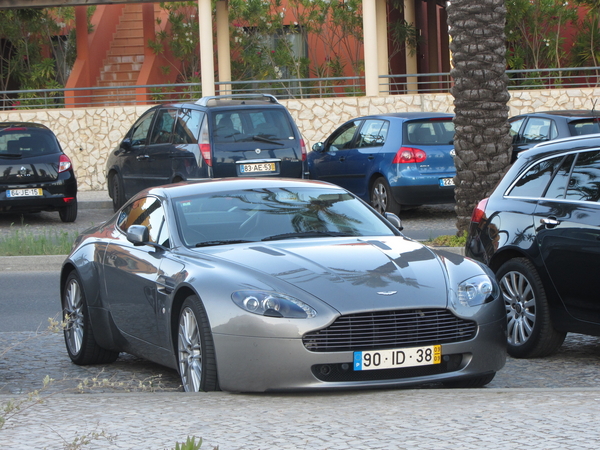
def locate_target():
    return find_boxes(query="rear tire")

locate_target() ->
[62,271,119,365]
[59,199,77,223]
[496,258,566,358]
[177,295,219,392]
[111,173,126,212]
[370,177,400,216]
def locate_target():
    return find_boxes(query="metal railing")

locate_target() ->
[1,66,599,110]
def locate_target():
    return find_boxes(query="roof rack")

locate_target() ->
[195,94,280,107]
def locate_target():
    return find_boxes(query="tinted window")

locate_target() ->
[508,155,564,198]
[568,119,600,136]
[565,150,600,202]
[130,111,156,146]
[406,120,454,145]
[0,128,60,156]
[357,120,388,148]
[509,117,525,141]
[544,154,575,199]
[150,109,177,144]
[117,196,170,246]
[326,121,360,151]
[174,108,203,144]
[212,109,294,142]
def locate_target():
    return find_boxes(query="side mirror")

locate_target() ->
[312,142,325,152]
[127,225,149,246]
[384,212,403,231]
[120,138,133,151]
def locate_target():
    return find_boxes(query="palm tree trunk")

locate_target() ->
[446,0,513,233]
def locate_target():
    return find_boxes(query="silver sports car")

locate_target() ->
[60,178,506,392]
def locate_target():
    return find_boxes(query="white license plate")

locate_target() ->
[7,188,43,197]
[240,162,276,173]
[354,345,441,371]
[440,177,455,187]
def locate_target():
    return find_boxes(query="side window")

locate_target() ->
[174,109,204,144]
[130,111,156,146]
[357,120,388,148]
[521,118,557,144]
[150,109,177,145]
[117,196,170,247]
[326,121,361,152]
[509,117,525,143]
[508,155,564,198]
[568,120,600,136]
[544,154,575,199]
[565,151,600,202]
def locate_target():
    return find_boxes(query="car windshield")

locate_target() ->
[212,109,294,143]
[173,187,397,247]
[0,128,60,157]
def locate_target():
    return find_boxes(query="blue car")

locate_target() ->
[308,113,456,215]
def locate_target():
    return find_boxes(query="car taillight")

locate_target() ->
[392,147,427,164]
[471,198,489,224]
[300,138,307,162]
[58,154,72,173]
[199,143,212,167]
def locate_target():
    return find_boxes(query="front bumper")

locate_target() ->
[212,316,507,392]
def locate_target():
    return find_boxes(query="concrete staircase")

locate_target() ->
[95,4,149,105]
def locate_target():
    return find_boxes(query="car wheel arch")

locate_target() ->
[488,247,530,273]
[170,285,201,350]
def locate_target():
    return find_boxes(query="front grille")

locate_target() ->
[303,309,477,352]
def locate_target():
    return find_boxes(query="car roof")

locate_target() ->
[360,112,454,120]
[513,110,600,120]
[517,133,600,162]
[0,122,52,131]
[146,177,341,199]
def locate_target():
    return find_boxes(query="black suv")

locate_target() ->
[0,122,77,222]
[106,94,307,211]
[466,134,600,358]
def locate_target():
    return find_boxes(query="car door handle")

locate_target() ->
[540,217,560,228]
[136,154,149,160]
[339,157,346,162]
[368,155,374,160]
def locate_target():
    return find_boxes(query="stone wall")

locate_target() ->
[1,87,599,191]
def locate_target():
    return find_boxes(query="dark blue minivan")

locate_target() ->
[308,112,456,215]
[106,94,307,211]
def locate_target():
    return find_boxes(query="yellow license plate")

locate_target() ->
[354,345,441,371]
[7,188,43,198]
[241,162,276,173]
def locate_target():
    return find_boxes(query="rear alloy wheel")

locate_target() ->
[111,173,125,212]
[62,271,119,365]
[497,258,566,358]
[59,198,77,223]
[370,177,400,216]
[177,295,219,392]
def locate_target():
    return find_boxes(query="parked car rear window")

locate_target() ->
[0,128,60,156]
[213,109,294,142]
[405,120,454,145]
[568,119,600,136]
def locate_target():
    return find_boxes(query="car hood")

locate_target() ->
[197,237,449,313]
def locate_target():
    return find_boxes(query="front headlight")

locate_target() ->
[232,291,317,319]
[457,274,498,307]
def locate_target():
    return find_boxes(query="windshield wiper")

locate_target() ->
[261,231,355,242]
[252,135,284,146]
[195,239,254,247]
[0,153,22,158]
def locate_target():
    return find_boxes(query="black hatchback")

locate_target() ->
[106,94,307,211]
[466,134,600,358]
[0,122,77,222]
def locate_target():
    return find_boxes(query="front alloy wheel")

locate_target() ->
[177,296,219,392]
[64,275,85,356]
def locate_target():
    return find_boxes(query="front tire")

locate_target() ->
[59,198,77,223]
[496,258,566,358]
[62,271,119,365]
[177,295,219,392]
[370,177,400,216]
